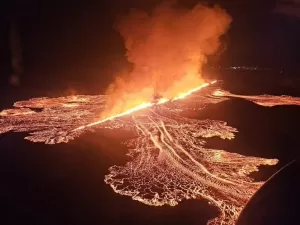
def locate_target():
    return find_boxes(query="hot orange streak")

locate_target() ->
[73,81,217,131]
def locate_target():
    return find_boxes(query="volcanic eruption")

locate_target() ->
[1,81,289,225]
[3,2,300,225]
[100,1,232,120]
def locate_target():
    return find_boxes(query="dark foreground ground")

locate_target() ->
[0,72,300,225]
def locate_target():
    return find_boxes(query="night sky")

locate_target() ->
[0,0,300,89]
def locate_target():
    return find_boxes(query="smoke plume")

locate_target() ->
[101,1,231,118]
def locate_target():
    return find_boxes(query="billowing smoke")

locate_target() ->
[101,1,231,118]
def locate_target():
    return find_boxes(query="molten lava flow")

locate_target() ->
[0,83,288,224]
[212,89,300,107]
[74,81,213,131]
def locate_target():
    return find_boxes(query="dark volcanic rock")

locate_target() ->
[236,160,300,225]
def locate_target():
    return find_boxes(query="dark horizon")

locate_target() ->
[1,1,300,87]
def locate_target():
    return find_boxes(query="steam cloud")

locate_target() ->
[101,1,231,118]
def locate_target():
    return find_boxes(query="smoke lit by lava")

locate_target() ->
[101,1,232,119]
[2,1,300,225]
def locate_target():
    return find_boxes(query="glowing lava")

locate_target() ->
[1,83,295,224]
[74,82,214,131]
[212,89,300,107]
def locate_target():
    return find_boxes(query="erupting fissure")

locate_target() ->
[1,1,297,224]
[0,82,290,225]
[74,81,215,131]
[100,1,232,121]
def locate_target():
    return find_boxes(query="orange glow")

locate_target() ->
[0,83,287,225]
[101,2,232,124]
[173,82,210,100]
[74,101,153,131]
[0,108,35,116]
[74,81,215,131]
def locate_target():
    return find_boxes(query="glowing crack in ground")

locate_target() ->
[2,84,298,224]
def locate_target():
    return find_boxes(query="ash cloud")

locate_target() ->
[102,1,231,118]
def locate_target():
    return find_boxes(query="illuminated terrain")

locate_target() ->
[213,89,300,107]
[2,83,296,225]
